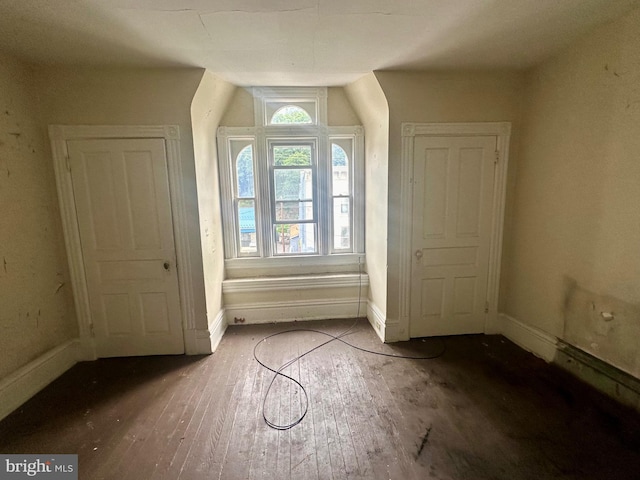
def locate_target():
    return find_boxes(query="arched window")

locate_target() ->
[270,105,313,125]
[218,87,364,259]
[234,144,257,255]
[235,145,254,197]
[331,143,351,250]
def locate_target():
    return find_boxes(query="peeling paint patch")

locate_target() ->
[562,276,640,378]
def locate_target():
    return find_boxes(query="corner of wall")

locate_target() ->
[0,340,80,422]
[497,313,558,362]
[209,309,228,352]
[191,70,237,343]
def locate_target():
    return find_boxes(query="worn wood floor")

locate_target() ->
[1,319,639,479]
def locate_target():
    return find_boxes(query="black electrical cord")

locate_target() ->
[253,260,446,430]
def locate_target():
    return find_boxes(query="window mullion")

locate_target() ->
[317,134,329,255]
[217,135,237,259]
[353,128,365,254]
[256,136,271,257]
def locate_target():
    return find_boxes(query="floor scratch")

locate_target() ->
[417,426,432,458]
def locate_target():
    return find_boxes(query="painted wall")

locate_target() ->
[375,70,525,335]
[190,71,236,345]
[507,7,640,377]
[35,66,210,338]
[220,86,360,127]
[0,53,77,381]
[344,73,390,325]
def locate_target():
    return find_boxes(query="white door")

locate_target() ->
[67,138,184,357]
[410,135,497,337]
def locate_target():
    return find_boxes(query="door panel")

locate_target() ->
[68,138,184,357]
[410,136,496,337]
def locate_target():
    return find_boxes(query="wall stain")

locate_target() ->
[562,275,640,377]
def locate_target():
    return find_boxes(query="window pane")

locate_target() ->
[332,143,349,196]
[237,199,257,254]
[275,201,313,221]
[274,169,313,200]
[271,105,313,124]
[274,223,317,254]
[273,145,312,166]
[333,198,351,250]
[236,146,254,198]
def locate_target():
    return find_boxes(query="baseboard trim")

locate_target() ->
[555,340,640,411]
[223,273,369,293]
[0,340,79,422]
[209,309,227,352]
[225,297,366,324]
[498,313,557,362]
[383,320,406,343]
[367,302,386,342]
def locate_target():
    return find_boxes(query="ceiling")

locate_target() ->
[0,0,637,85]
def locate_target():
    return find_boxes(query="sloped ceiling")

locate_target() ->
[0,0,637,85]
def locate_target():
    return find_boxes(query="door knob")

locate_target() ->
[163,261,170,271]
[415,250,423,260]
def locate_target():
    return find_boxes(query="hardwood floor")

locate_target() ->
[1,318,639,479]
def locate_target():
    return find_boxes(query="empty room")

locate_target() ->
[1,1,639,479]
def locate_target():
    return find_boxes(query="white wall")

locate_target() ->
[507,6,640,377]
[0,53,77,381]
[35,66,210,339]
[344,73,389,335]
[375,70,525,334]
[220,86,360,127]
[191,71,236,348]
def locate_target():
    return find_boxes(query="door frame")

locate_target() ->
[398,122,511,340]
[49,125,196,360]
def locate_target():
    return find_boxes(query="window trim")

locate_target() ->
[253,87,327,127]
[218,125,364,263]
[218,87,364,266]
[268,138,319,256]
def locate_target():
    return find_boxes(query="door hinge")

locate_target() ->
[485,301,490,314]
[494,150,500,164]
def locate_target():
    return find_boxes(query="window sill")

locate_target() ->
[224,253,365,279]
[222,272,369,294]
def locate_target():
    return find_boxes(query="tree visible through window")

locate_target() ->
[270,105,313,124]
[235,145,257,255]
[272,144,315,254]
[218,87,363,260]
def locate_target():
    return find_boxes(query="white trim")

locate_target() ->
[225,253,365,277]
[225,297,366,324]
[367,301,386,342]
[223,273,369,294]
[253,87,327,127]
[208,309,227,352]
[49,126,95,357]
[48,125,197,356]
[0,340,79,422]
[195,329,213,355]
[399,122,511,340]
[405,122,511,137]
[217,125,365,263]
[382,320,405,343]
[497,313,558,362]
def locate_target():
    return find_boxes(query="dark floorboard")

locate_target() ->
[1,318,639,479]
